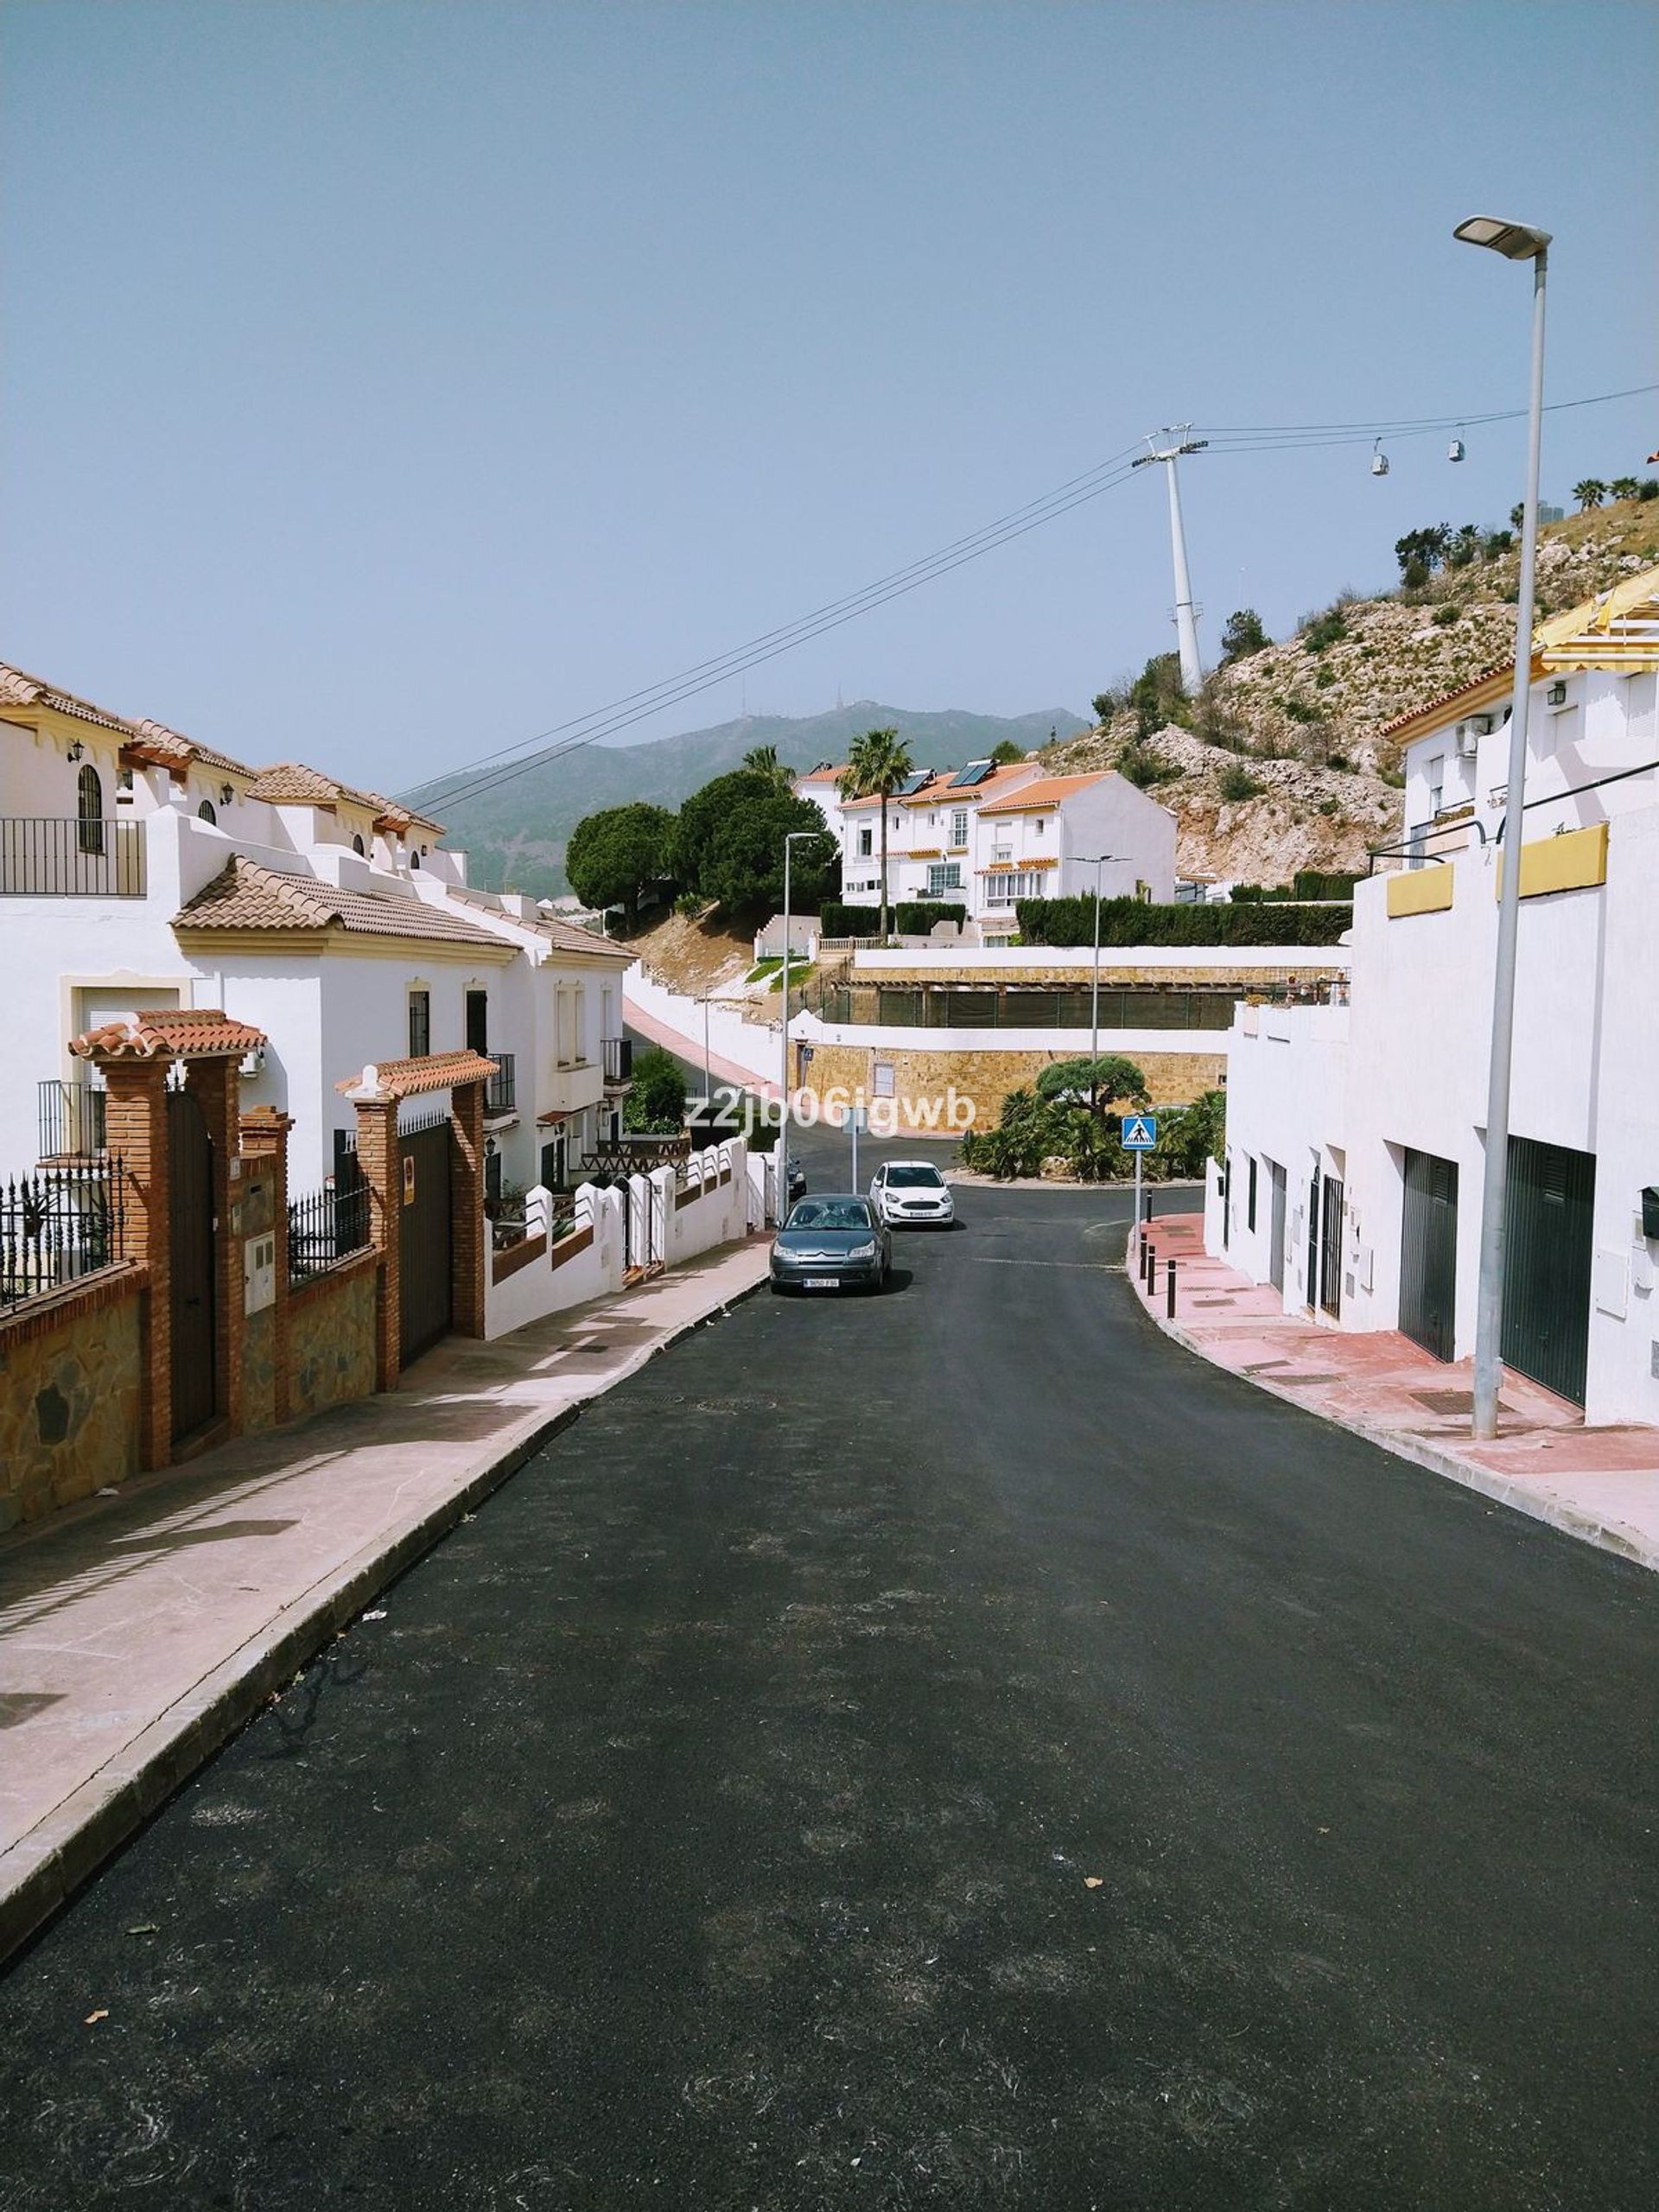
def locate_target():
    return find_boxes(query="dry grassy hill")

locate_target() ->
[1046,492,1659,885]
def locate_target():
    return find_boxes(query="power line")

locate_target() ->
[408,376,1659,815]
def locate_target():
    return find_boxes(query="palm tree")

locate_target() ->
[1573,479,1608,511]
[741,744,794,795]
[838,727,913,942]
[1610,476,1641,501]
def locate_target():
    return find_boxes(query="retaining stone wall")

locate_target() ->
[0,1271,144,1530]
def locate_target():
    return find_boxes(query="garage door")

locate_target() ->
[1400,1149,1459,1363]
[1501,1137,1595,1406]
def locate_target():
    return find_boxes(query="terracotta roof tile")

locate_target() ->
[174,855,512,949]
[334,1048,499,1102]
[0,662,256,773]
[976,772,1109,814]
[71,1009,268,1062]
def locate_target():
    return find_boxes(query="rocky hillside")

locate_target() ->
[1046,492,1659,884]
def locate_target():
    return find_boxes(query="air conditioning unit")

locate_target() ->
[1454,721,1481,759]
[239,1046,265,1077]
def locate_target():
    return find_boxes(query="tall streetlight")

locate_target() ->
[778,830,820,1219]
[1455,213,1551,1440]
[1078,854,1127,1113]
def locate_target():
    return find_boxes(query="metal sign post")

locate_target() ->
[850,1101,866,1190]
[1121,1113,1158,1227]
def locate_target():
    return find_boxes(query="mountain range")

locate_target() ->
[410,702,1088,895]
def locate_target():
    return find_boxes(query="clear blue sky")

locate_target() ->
[3,1,1656,793]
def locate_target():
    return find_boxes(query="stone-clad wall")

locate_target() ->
[0,1271,144,1531]
[287,1254,379,1423]
[801,1043,1226,1131]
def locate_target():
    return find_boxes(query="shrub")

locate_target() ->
[1219,608,1269,663]
[1325,752,1351,772]
[1118,743,1181,788]
[674,891,705,918]
[1640,480,1659,503]
[1282,697,1319,723]
[1433,602,1461,626]
[1402,557,1430,590]
[623,1046,689,1134]
[893,900,966,935]
[1217,763,1265,803]
[1483,530,1514,558]
[1302,607,1349,654]
[818,900,887,938]
[1014,896,1351,948]
[1314,665,1337,688]
[1292,868,1360,900]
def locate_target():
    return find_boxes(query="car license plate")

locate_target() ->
[804,1276,839,1289]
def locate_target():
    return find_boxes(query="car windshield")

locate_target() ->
[785,1198,872,1232]
[887,1165,944,1189]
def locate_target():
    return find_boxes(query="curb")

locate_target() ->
[0,1255,772,1967]
[1122,1231,1659,1577]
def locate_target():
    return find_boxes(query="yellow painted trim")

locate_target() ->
[1386,866,1454,918]
[1496,821,1609,901]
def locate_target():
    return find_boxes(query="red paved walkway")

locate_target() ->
[1132,1212,1659,1570]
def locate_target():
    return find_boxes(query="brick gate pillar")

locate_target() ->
[239,1107,294,1426]
[353,1095,401,1391]
[97,1059,172,1469]
[449,1077,486,1339]
[186,1056,244,1437]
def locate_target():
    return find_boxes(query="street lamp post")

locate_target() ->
[1078,854,1126,1114]
[779,830,819,1222]
[1454,214,1551,1441]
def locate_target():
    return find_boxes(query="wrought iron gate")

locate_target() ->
[1319,1173,1344,1319]
[398,1110,454,1363]
[1502,1136,1595,1406]
[1400,1148,1459,1362]
[168,1086,217,1439]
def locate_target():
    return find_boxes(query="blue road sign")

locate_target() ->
[1121,1114,1158,1150]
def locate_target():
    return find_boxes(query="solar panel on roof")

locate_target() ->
[896,770,931,796]
[949,760,994,789]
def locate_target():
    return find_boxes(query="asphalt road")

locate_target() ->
[3,1156,1656,2210]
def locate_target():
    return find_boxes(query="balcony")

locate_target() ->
[38,1079,107,1160]
[2,818,145,897]
[601,1037,632,1086]
[483,1051,517,1118]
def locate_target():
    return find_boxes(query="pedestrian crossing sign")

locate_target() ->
[1121,1114,1158,1150]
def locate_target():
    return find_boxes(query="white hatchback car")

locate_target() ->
[869,1159,956,1227]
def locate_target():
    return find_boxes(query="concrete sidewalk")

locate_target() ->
[1131,1211,1659,1572]
[0,1236,772,1961]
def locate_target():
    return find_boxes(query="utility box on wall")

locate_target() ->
[1642,1187,1659,1242]
[244,1233,276,1316]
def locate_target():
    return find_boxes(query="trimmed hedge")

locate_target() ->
[817,900,878,938]
[893,900,966,934]
[1016,895,1352,947]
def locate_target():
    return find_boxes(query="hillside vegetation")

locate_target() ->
[1046,490,1659,883]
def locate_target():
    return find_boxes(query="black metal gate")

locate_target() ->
[168,1086,217,1440]
[1267,1160,1287,1293]
[1502,1136,1595,1405]
[398,1110,453,1363]
[1400,1148,1459,1362]
[1319,1173,1344,1318]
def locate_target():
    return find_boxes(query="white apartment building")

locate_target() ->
[798,758,1176,933]
[1,664,632,1198]
[1209,567,1659,1424]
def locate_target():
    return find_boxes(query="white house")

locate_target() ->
[1209,566,1659,1424]
[801,757,1175,931]
[1,664,632,1199]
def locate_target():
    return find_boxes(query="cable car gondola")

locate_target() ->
[1370,437,1390,478]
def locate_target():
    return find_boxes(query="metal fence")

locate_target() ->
[601,1037,632,1084]
[0,817,146,897]
[811,985,1255,1033]
[0,1155,128,1309]
[286,1174,372,1287]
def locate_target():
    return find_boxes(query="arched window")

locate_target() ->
[410,847,421,869]
[197,799,217,824]
[352,833,365,855]
[76,764,105,855]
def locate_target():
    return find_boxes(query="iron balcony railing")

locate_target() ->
[601,1037,632,1084]
[1,1155,128,1309]
[484,1050,516,1116]
[0,817,146,897]
[286,1174,373,1289]
[37,1079,107,1159]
